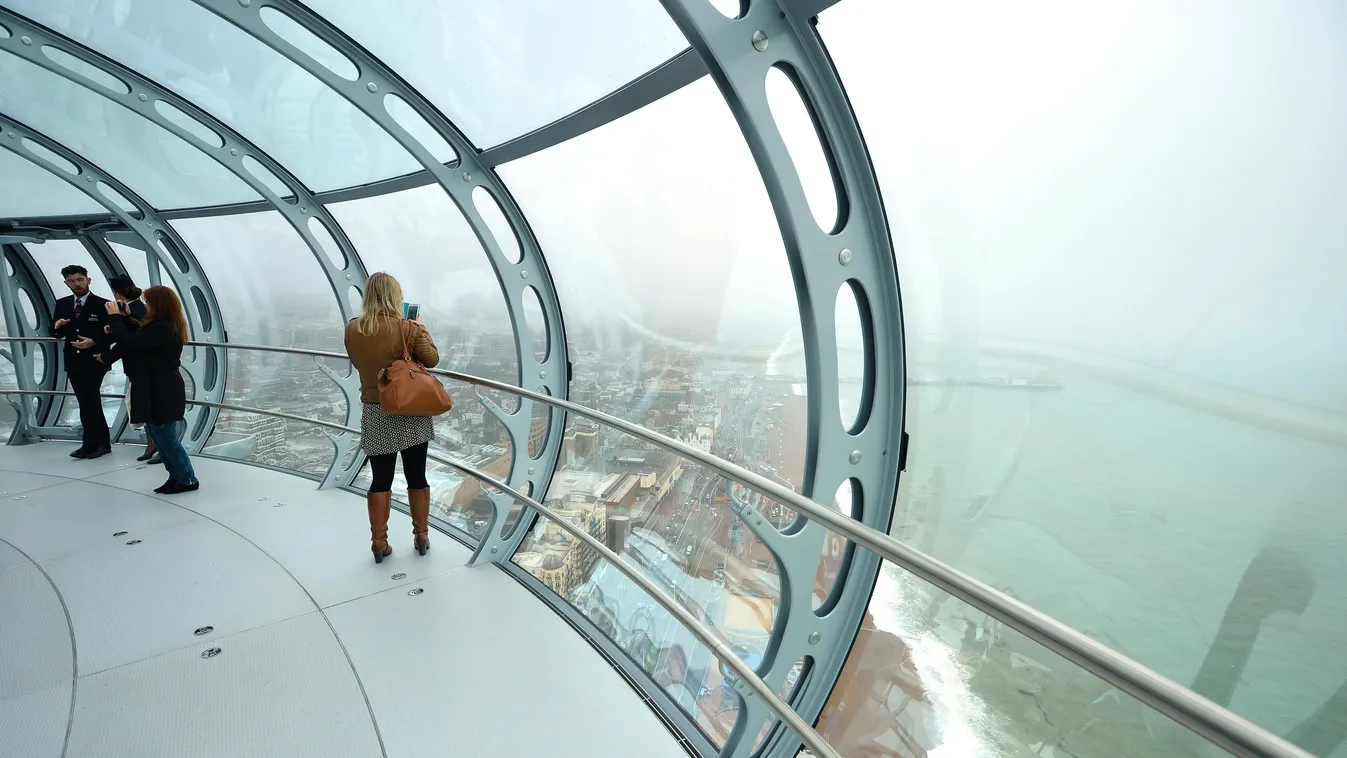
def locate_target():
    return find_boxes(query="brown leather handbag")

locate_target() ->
[377,322,453,416]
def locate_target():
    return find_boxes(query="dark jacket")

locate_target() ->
[104,315,186,426]
[103,300,148,376]
[345,316,440,404]
[53,292,113,375]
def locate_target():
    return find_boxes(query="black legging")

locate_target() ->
[367,441,429,493]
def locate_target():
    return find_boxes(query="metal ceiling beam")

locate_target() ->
[478,48,707,167]
[0,114,229,451]
[0,6,372,486]
[0,0,845,231]
[0,10,369,324]
[187,0,571,560]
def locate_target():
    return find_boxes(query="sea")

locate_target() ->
[774,347,1347,755]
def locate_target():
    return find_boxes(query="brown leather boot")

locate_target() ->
[367,491,393,563]
[408,487,431,556]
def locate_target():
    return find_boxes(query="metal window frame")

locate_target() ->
[186,0,571,566]
[653,3,906,755]
[0,116,227,450]
[0,242,58,441]
[0,7,369,487]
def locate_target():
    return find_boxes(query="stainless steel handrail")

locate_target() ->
[0,387,841,758]
[1,338,1314,757]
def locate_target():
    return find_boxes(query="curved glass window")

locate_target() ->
[0,50,258,209]
[172,213,346,478]
[302,0,690,147]
[503,77,811,745]
[7,0,422,194]
[328,184,519,538]
[105,240,171,297]
[819,0,1347,751]
[0,148,104,218]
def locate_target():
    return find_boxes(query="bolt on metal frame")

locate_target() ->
[654,2,907,754]
[188,0,571,564]
[0,116,228,450]
[0,7,369,488]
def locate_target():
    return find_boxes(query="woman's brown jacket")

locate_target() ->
[345,316,440,404]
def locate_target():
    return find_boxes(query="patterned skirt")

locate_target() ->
[360,403,435,457]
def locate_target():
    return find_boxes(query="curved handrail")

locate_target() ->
[0,387,841,758]
[0,337,1315,757]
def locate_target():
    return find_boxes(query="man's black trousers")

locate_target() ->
[68,370,110,451]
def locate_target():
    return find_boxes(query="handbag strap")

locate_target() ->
[399,319,413,362]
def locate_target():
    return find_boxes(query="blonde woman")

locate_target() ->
[345,273,439,563]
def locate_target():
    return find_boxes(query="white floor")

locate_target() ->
[0,442,690,758]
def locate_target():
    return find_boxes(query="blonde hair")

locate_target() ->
[356,272,404,336]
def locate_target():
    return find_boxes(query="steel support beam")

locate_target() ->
[6,243,61,428]
[188,0,570,560]
[0,7,368,487]
[655,2,906,756]
[0,243,58,443]
[0,0,844,234]
[0,115,229,451]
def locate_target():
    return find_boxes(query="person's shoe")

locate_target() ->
[83,446,112,460]
[409,487,431,556]
[148,455,163,465]
[368,491,393,563]
[154,478,175,494]
[159,480,199,495]
[136,451,155,462]
[69,448,90,459]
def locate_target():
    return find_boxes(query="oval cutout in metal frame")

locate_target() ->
[258,7,359,81]
[765,64,846,234]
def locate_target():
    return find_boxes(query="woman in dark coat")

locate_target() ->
[98,285,198,494]
[104,275,157,463]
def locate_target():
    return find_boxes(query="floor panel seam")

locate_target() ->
[318,563,471,611]
[9,472,390,758]
[0,535,78,758]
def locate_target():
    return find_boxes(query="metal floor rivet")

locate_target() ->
[407,588,424,596]
[113,531,128,536]
[194,626,214,636]
[392,573,406,580]
[200,647,221,659]
[126,539,141,545]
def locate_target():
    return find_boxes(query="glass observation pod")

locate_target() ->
[0,1,1342,757]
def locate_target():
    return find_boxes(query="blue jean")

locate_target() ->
[148,420,196,484]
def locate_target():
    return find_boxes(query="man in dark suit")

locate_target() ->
[52,264,114,459]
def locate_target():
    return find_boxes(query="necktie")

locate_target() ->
[74,298,82,317]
